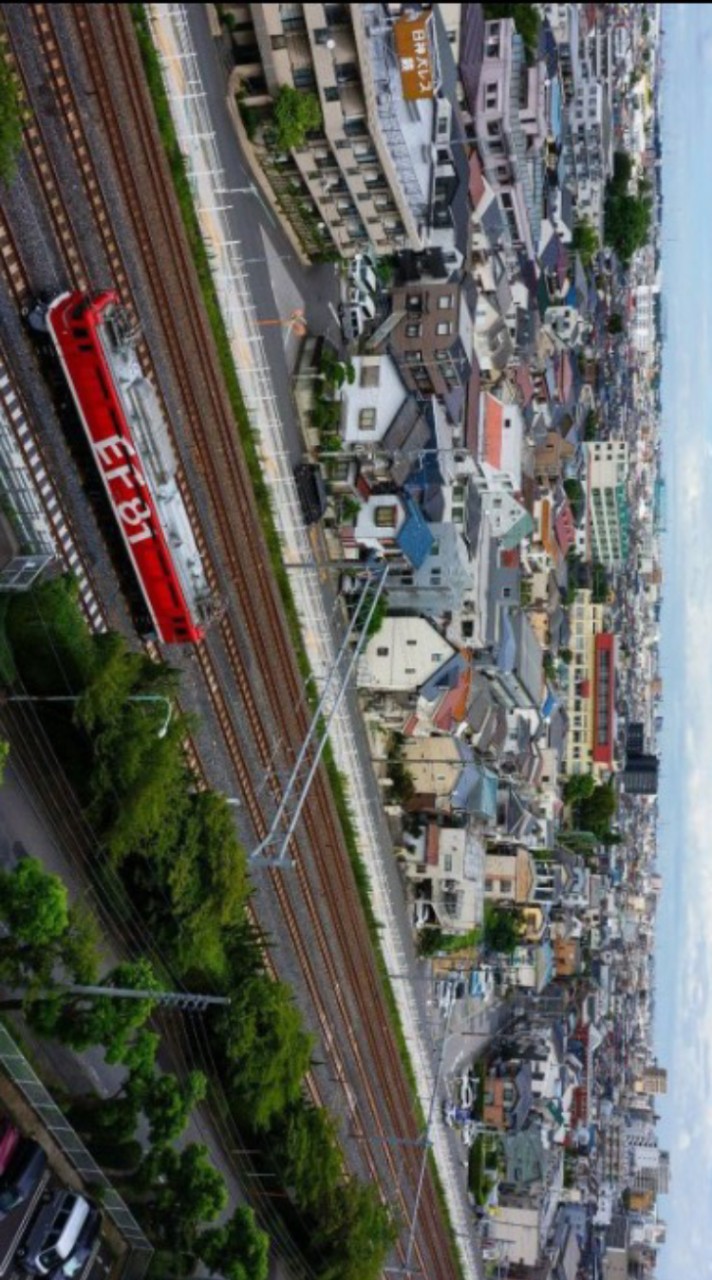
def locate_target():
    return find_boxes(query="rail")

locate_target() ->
[148,6,482,1277]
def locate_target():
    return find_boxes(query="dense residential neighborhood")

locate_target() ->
[228,2,667,1275]
[0,4,669,1280]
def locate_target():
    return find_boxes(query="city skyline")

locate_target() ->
[657,5,712,1275]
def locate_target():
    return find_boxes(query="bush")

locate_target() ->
[6,576,96,693]
[274,86,322,152]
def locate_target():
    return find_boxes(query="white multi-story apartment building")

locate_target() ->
[584,440,629,568]
[475,18,547,262]
[569,73,612,231]
[563,589,606,777]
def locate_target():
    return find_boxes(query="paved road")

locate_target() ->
[182,7,342,459]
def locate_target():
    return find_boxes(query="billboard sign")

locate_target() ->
[394,14,435,100]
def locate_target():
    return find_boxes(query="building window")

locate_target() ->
[406,638,417,647]
[324,86,340,102]
[294,67,317,89]
[405,322,422,338]
[485,82,499,111]
[358,408,377,430]
[438,294,453,309]
[436,321,452,336]
[376,647,389,657]
[375,505,398,528]
[406,294,422,312]
[444,854,453,873]
[336,61,358,85]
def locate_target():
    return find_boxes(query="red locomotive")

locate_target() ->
[45,291,211,644]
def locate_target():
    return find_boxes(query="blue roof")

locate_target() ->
[452,761,498,820]
[396,496,434,569]
[541,687,557,720]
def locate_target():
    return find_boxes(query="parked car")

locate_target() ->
[293,462,328,525]
[49,1206,102,1279]
[17,1190,92,1276]
[348,252,378,297]
[0,1118,21,1177]
[0,1140,47,1221]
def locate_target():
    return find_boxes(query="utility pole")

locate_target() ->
[1,985,230,1012]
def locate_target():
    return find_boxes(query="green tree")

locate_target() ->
[198,1207,270,1280]
[274,86,322,151]
[313,1180,398,1280]
[272,1102,343,1208]
[142,1070,207,1148]
[149,1143,228,1230]
[218,977,313,1129]
[483,904,525,955]
[578,780,617,839]
[6,576,95,694]
[28,958,161,1061]
[559,647,573,664]
[563,478,585,524]
[0,857,69,947]
[607,312,624,335]
[0,58,23,183]
[572,218,599,266]
[62,905,102,984]
[0,740,8,783]
[563,773,596,804]
[604,151,652,265]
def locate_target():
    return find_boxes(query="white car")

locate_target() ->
[459,1074,474,1110]
[348,253,378,296]
[413,899,433,929]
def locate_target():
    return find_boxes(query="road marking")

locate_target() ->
[328,302,342,330]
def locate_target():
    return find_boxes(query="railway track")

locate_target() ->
[0,6,461,1278]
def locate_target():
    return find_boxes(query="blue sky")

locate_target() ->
[656,6,712,1273]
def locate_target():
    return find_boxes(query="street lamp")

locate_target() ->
[3,693,174,739]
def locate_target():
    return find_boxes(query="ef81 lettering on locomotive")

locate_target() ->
[31,290,215,645]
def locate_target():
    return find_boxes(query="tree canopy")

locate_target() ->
[572,218,599,267]
[577,780,617,839]
[311,1179,398,1280]
[274,86,322,152]
[271,1102,343,1208]
[28,957,162,1061]
[483,904,525,955]
[149,1143,228,1230]
[218,976,314,1129]
[197,1207,270,1280]
[563,773,596,804]
[604,151,652,265]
